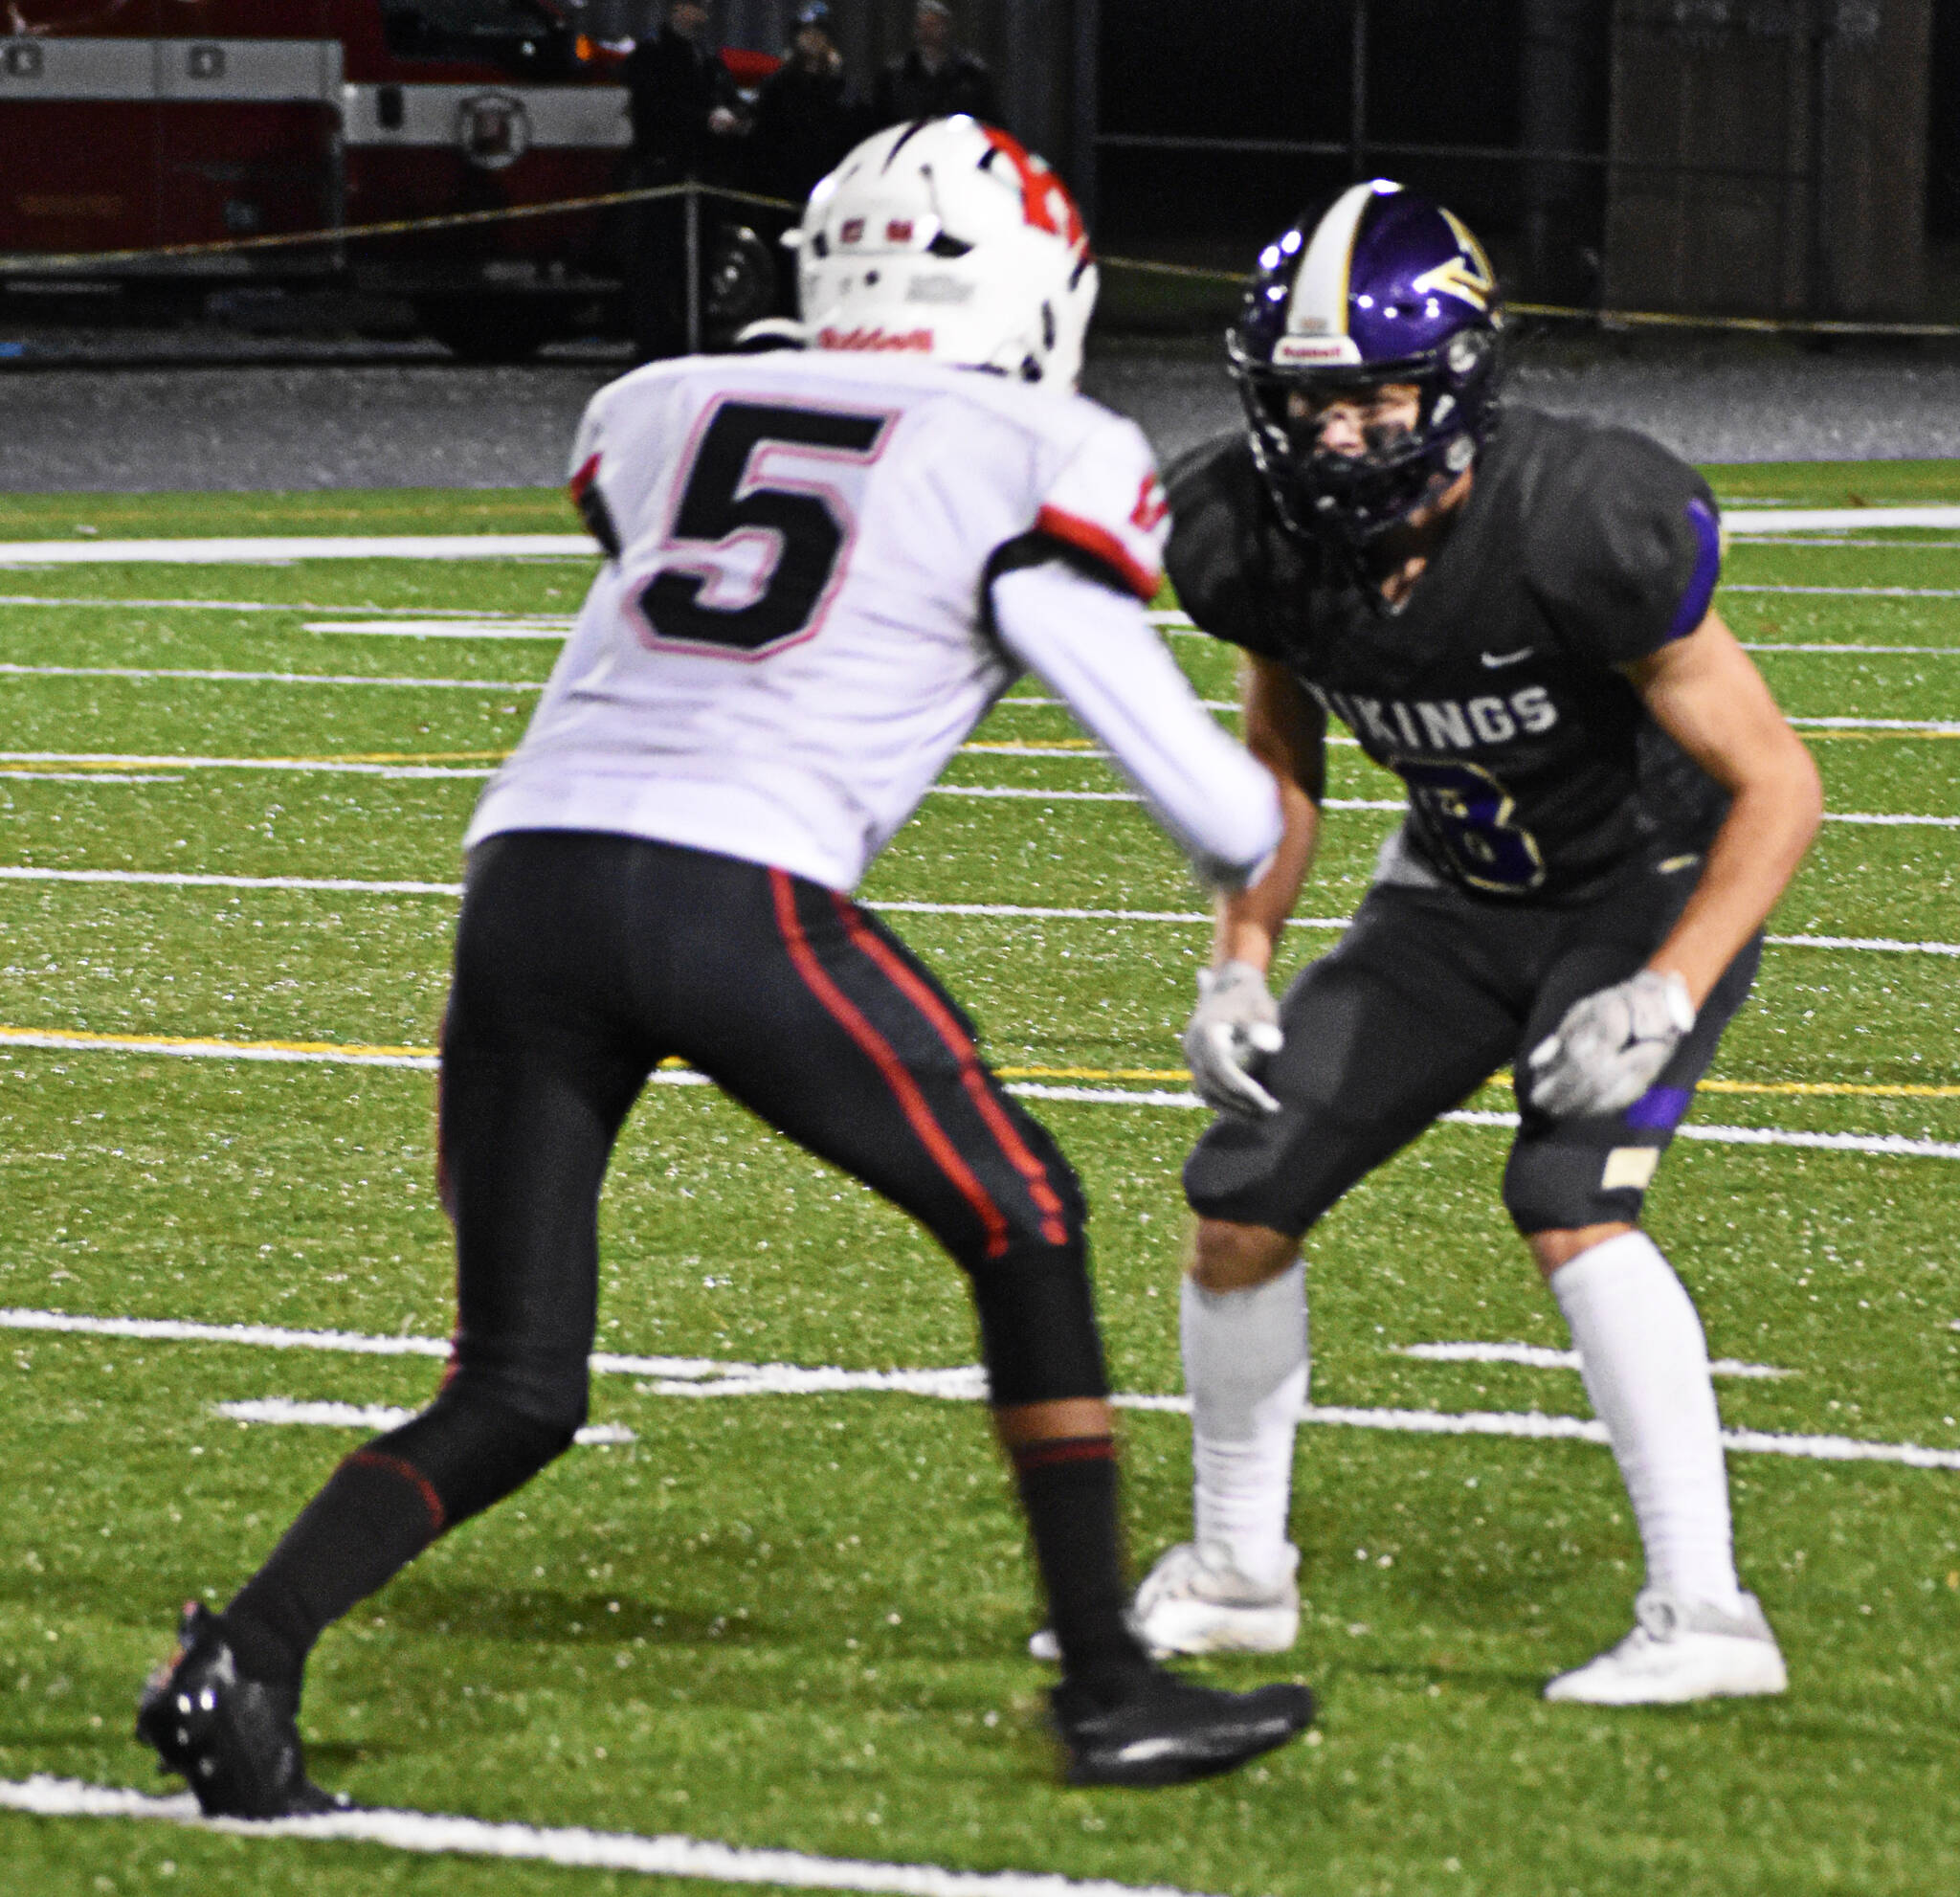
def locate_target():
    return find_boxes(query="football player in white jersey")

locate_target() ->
[139,118,1314,1809]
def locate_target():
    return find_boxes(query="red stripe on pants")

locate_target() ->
[769,869,1013,1259]
[348,1448,447,1535]
[830,892,1071,1247]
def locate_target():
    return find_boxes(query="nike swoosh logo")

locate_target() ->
[1481,646,1535,668]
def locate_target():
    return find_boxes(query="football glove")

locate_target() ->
[1183,960,1284,1117]
[1527,970,1695,1120]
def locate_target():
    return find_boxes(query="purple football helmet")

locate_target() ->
[1228,180,1503,543]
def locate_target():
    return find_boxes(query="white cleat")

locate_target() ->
[1027,1542,1301,1663]
[1544,1588,1788,1706]
[1131,1541,1301,1658]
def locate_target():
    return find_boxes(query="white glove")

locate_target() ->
[1183,959,1284,1117]
[1527,970,1696,1119]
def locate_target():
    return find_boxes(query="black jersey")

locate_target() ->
[1166,407,1728,901]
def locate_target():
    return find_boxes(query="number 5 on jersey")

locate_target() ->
[633,400,893,660]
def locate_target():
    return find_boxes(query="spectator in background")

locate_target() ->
[874,0,999,127]
[623,0,745,179]
[751,3,862,209]
[619,0,747,360]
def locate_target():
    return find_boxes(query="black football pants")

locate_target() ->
[1184,850,1761,1239]
[388,830,1106,1531]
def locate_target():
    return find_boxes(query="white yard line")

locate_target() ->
[1727,536,1960,548]
[1,1308,1950,1472]
[4,1031,1957,1162]
[0,751,491,779]
[306,620,572,639]
[1727,584,1960,600]
[0,1776,1213,1897]
[0,662,545,691]
[1720,507,1960,531]
[0,865,1955,958]
[0,865,469,896]
[0,770,180,784]
[3,658,1951,734]
[0,595,570,621]
[0,754,1945,825]
[214,1398,634,1443]
[0,535,596,566]
[1397,1341,1791,1378]
[1744,643,1960,656]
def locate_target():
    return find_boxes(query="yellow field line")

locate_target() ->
[1697,1078,1960,1099]
[1800,730,1960,743]
[995,1064,1191,1082]
[1000,1062,1960,1101]
[2,1032,1950,1101]
[0,1024,434,1060]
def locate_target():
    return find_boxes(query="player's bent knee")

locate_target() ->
[1525,1221,1637,1280]
[966,1238,1110,1408]
[1503,1138,1659,1249]
[379,1362,587,1529]
[1189,1217,1300,1292]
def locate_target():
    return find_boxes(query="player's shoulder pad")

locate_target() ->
[1163,432,1292,657]
[1515,408,1721,666]
[1024,404,1168,602]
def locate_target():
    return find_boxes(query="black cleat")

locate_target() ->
[1052,1663,1316,1788]
[136,1603,351,1819]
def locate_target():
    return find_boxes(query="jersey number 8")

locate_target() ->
[639,400,891,659]
[1399,758,1546,894]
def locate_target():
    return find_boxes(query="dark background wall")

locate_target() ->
[586,0,1950,319]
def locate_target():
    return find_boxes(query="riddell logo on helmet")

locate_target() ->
[818,325,935,352]
[1274,334,1361,366]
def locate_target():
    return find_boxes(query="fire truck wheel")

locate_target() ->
[416,296,565,365]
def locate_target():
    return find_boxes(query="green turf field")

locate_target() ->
[0,468,1956,1895]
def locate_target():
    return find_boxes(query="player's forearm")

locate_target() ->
[1213,781,1319,971]
[1648,751,1822,1006]
[991,564,1282,887]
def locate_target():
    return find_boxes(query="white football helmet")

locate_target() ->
[797,117,1098,391]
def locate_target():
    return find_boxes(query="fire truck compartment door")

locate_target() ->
[156,38,344,103]
[343,82,629,149]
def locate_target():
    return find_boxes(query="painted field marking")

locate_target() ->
[3,1023,1954,1118]
[1726,536,1960,548]
[7,658,1949,738]
[0,1024,443,1070]
[0,535,597,566]
[1397,1341,1791,1378]
[1745,643,1960,656]
[1,750,1949,826]
[305,620,572,639]
[0,751,494,780]
[1720,508,1960,531]
[0,864,1954,962]
[0,865,470,897]
[0,1776,1214,1897]
[0,595,569,621]
[216,1399,635,1443]
[1727,584,1960,600]
[978,719,1960,743]
[2,1309,1951,1472]
[0,770,180,784]
[0,661,546,691]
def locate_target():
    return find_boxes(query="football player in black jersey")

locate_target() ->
[1142,181,1822,1702]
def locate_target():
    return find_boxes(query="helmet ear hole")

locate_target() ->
[1041,301,1057,350]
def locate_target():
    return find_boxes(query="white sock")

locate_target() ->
[1182,1263,1307,1591]
[1549,1230,1745,1612]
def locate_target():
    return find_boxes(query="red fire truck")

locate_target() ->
[0,1,778,358]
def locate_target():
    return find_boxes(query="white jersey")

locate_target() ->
[465,349,1279,892]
